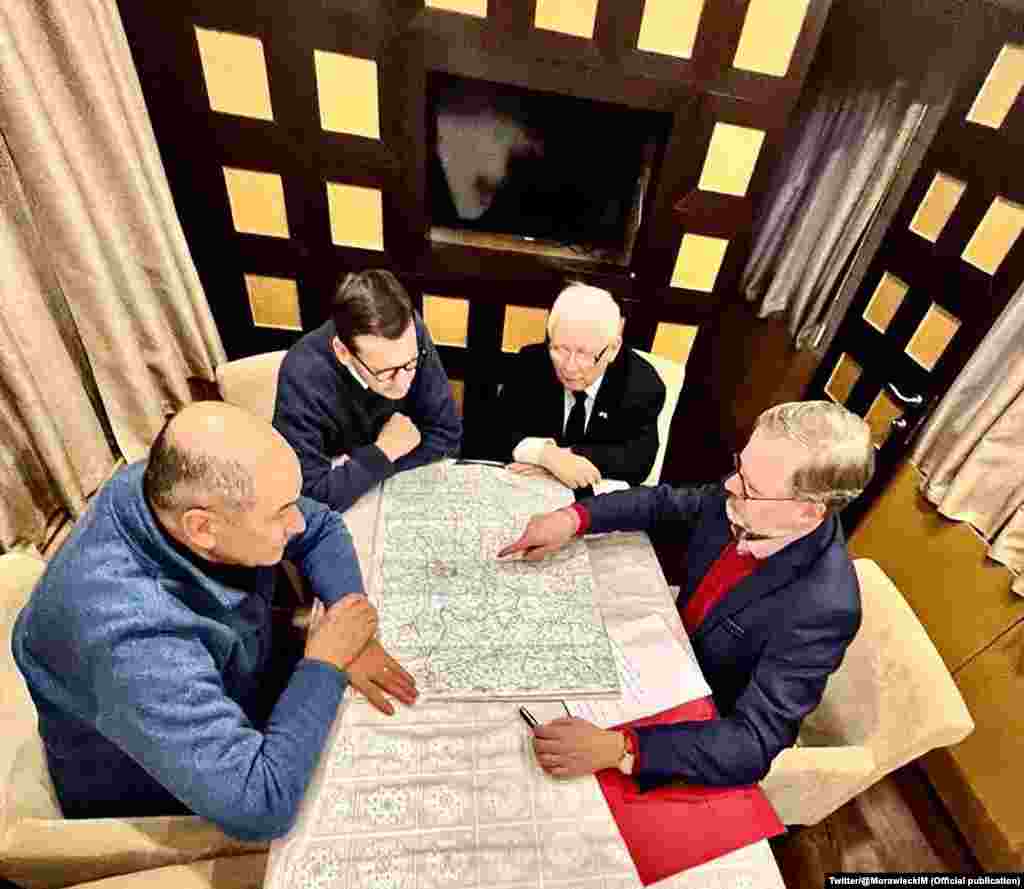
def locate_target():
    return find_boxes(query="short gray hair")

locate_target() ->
[754,401,875,511]
[143,417,256,515]
[547,283,622,341]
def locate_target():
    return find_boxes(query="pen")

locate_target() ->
[519,706,539,729]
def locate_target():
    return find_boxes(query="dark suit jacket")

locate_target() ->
[582,484,862,788]
[483,343,666,485]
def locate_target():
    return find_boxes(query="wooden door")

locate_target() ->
[117,0,835,457]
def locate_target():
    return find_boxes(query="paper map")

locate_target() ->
[368,462,619,701]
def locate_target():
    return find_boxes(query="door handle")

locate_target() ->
[886,383,924,406]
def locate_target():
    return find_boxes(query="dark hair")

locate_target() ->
[331,270,413,352]
[143,415,255,515]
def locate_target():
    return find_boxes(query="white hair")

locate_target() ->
[547,284,622,342]
[754,401,875,511]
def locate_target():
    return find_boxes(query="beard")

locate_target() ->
[725,497,801,542]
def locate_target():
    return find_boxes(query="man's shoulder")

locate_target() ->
[48,466,148,570]
[279,321,336,382]
[825,544,861,615]
[275,322,353,425]
[29,508,162,639]
[62,463,141,551]
[788,535,862,626]
[619,348,666,398]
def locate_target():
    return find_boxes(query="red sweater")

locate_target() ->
[680,540,760,634]
[571,504,760,775]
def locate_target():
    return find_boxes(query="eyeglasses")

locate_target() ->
[351,346,427,383]
[547,340,611,368]
[727,452,816,503]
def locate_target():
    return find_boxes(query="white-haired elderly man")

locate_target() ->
[485,284,666,489]
[499,401,875,790]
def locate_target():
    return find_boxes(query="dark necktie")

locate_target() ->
[563,391,588,446]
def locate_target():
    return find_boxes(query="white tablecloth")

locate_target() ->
[264,469,784,889]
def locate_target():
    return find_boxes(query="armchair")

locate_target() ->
[0,551,263,889]
[214,351,286,423]
[761,558,974,824]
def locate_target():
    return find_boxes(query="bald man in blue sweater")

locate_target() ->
[13,403,417,840]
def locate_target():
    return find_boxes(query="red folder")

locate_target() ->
[595,697,785,886]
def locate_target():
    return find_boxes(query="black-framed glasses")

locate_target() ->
[727,452,816,503]
[351,346,427,383]
[547,340,611,368]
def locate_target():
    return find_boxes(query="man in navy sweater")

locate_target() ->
[13,403,416,840]
[499,401,875,789]
[273,270,462,513]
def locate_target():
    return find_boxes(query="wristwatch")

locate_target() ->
[616,730,636,775]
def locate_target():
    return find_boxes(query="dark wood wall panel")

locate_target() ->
[379,34,430,260]
[629,95,706,287]
[712,0,833,111]
[118,0,836,473]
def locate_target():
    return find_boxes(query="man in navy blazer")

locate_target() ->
[499,401,875,789]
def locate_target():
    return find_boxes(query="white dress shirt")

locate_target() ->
[342,359,369,390]
[329,359,370,468]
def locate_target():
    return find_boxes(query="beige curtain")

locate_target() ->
[0,137,115,551]
[911,282,1024,595]
[0,0,227,549]
[742,81,927,349]
[1,0,225,465]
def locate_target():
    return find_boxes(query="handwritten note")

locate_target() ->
[566,614,711,728]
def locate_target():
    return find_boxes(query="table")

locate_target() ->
[264,466,785,889]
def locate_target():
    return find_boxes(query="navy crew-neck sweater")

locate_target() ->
[273,313,462,513]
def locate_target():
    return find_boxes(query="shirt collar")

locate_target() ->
[566,372,606,402]
[342,358,370,390]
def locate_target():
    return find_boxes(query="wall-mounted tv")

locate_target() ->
[427,73,671,266]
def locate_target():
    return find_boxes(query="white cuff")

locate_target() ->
[593,478,630,495]
[512,437,554,465]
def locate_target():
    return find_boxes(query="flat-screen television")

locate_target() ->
[427,73,671,265]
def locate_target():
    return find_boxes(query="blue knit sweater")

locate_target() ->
[12,462,363,841]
